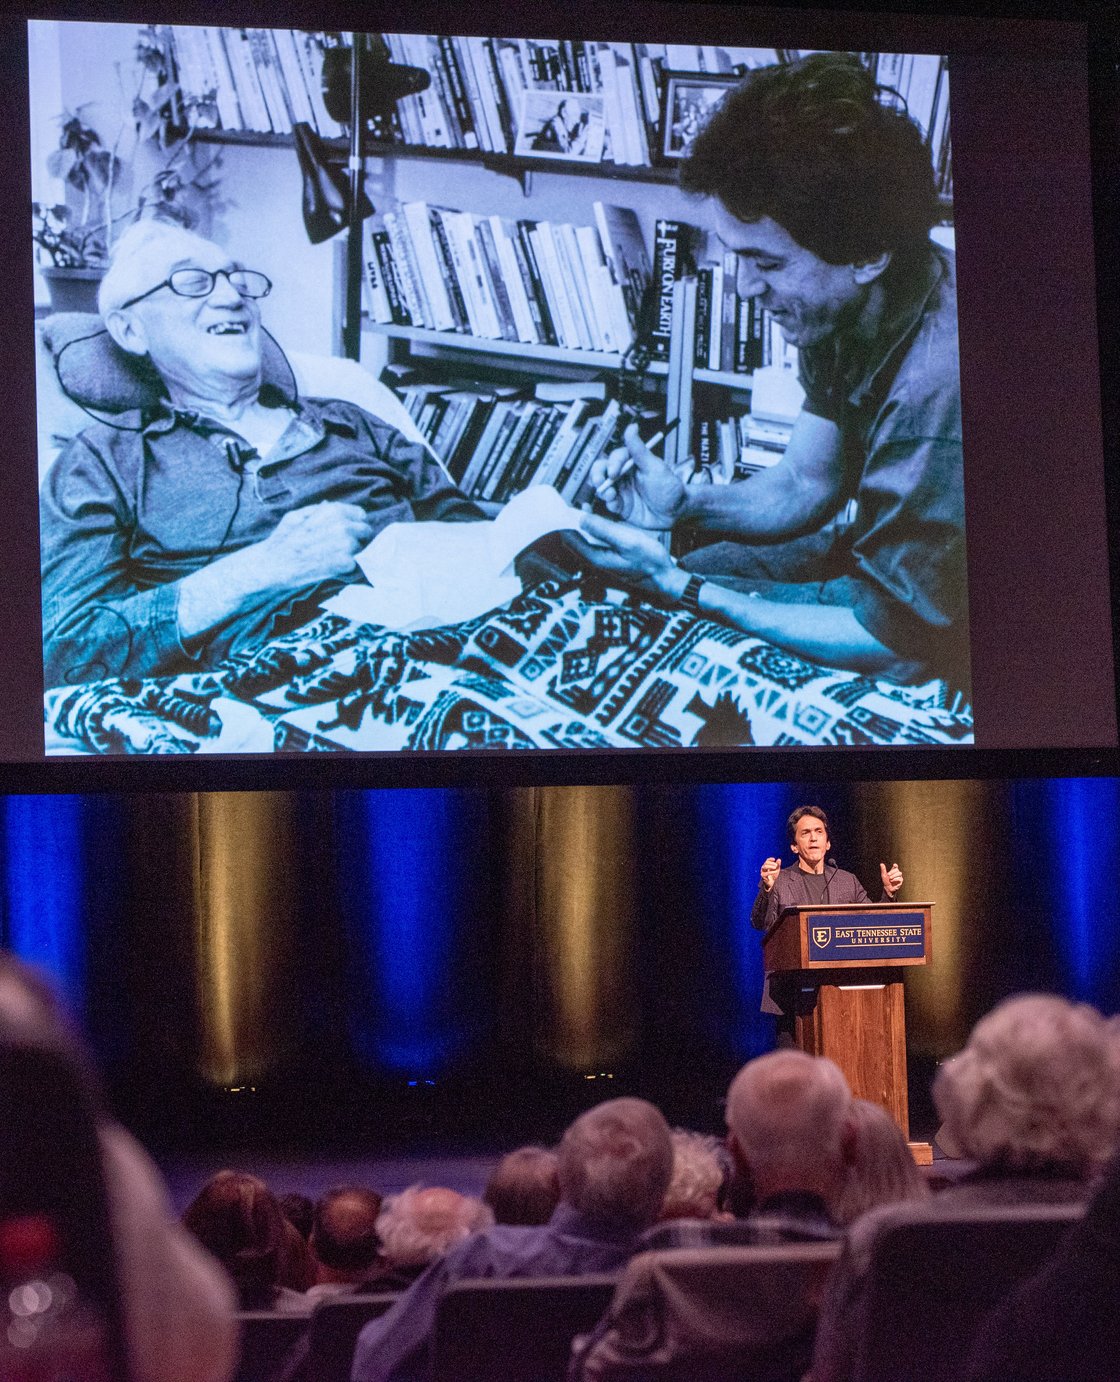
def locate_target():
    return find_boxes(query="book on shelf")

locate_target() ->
[592,203,651,348]
[651,219,695,362]
[363,201,650,357]
[681,405,794,484]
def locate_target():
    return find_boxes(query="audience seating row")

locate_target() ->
[231,1202,1083,1382]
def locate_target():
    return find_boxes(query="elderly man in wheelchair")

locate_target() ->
[40,219,481,690]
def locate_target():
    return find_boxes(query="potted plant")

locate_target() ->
[33,25,222,313]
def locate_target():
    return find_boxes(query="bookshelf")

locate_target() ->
[163,26,952,504]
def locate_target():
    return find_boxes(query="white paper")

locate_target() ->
[323,486,587,631]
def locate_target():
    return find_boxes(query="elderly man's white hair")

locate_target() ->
[557,1097,674,1228]
[660,1129,726,1221]
[726,1050,852,1182]
[374,1186,493,1269]
[98,220,228,318]
[933,992,1119,1173]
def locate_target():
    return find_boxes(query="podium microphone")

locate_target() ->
[823,857,837,902]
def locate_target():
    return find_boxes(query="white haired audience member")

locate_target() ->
[932,992,1120,1188]
[657,1130,728,1222]
[375,1187,492,1279]
[813,993,1120,1382]
[351,1097,674,1382]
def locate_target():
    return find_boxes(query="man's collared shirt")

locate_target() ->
[639,1192,840,1253]
[798,244,966,684]
[40,393,480,686]
[749,863,872,935]
[350,1203,639,1382]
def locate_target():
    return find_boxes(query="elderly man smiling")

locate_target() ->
[40,221,481,687]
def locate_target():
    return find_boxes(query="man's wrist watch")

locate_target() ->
[680,574,706,616]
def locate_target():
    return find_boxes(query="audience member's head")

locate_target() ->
[310,1186,384,1284]
[933,993,1120,1176]
[484,1147,561,1226]
[726,1051,854,1208]
[556,1097,674,1230]
[182,1170,289,1309]
[375,1187,493,1269]
[831,1099,930,1225]
[278,1191,315,1242]
[658,1130,727,1222]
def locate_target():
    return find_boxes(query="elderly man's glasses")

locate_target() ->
[118,267,273,311]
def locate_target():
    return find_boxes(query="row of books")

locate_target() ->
[166,27,343,138]
[380,36,793,166]
[398,378,790,503]
[395,369,795,503]
[692,261,794,376]
[161,26,773,162]
[160,27,952,184]
[381,39,951,171]
[399,381,627,505]
[362,201,650,355]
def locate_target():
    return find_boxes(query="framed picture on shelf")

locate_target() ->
[659,71,740,161]
[514,91,606,162]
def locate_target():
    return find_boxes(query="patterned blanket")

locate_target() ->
[44,580,974,754]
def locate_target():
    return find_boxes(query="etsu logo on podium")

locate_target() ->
[807,910,928,962]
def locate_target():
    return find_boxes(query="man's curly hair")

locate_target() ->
[679,52,940,267]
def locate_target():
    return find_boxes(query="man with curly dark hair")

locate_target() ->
[586,54,967,691]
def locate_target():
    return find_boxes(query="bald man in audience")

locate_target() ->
[642,1051,853,1250]
[351,1098,674,1382]
[306,1186,384,1298]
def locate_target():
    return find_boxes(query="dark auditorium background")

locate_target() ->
[2,778,1117,1148]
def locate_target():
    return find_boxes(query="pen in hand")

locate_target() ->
[594,418,680,502]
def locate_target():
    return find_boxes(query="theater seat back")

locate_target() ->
[571,1241,842,1382]
[845,1202,1083,1381]
[305,1292,400,1382]
[430,1274,618,1382]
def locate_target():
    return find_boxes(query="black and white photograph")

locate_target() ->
[514,91,606,162]
[659,72,739,160]
[31,24,971,755]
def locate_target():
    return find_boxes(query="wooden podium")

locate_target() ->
[763,902,932,1141]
